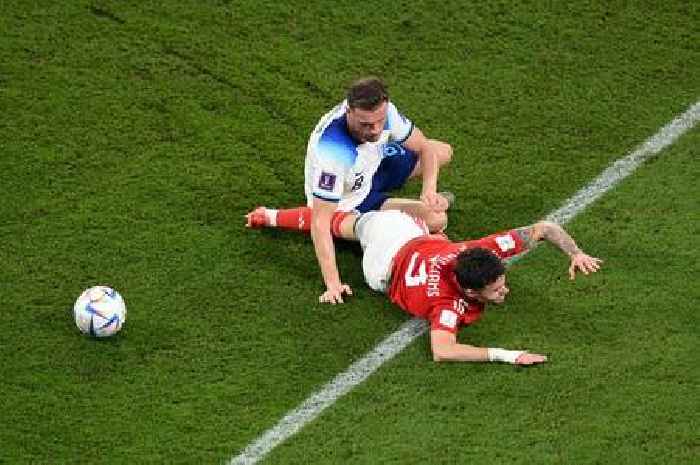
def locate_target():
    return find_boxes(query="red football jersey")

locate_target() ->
[388,230,526,333]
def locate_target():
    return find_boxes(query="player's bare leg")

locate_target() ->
[336,212,360,240]
[245,206,359,241]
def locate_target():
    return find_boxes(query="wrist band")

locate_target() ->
[487,348,524,364]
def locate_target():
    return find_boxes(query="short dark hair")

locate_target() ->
[454,248,506,290]
[346,77,389,110]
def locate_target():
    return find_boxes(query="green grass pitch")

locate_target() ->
[0,1,697,464]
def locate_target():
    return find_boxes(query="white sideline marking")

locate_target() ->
[546,101,700,224]
[228,319,427,465]
[228,101,700,465]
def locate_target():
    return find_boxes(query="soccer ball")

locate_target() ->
[73,286,127,337]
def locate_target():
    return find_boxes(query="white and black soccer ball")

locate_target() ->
[73,286,127,337]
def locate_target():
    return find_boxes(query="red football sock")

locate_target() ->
[331,211,352,238]
[275,207,312,232]
[273,207,351,238]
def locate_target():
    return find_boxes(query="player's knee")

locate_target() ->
[426,211,448,233]
[338,213,359,240]
[437,141,453,167]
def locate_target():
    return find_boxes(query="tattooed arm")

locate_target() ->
[515,221,603,279]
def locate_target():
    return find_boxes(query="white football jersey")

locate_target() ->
[304,100,414,212]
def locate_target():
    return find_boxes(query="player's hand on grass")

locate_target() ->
[319,283,353,304]
[421,190,449,212]
[514,352,548,365]
[569,252,603,280]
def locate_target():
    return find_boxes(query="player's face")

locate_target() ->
[346,102,388,143]
[476,275,509,304]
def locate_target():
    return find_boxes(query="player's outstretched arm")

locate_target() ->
[430,330,547,365]
[403,128,450,212]
[518,221,603,280]
[311,197,352,304]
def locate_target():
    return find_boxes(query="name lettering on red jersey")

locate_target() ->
[427,256,441,296]
[423,252,458,297]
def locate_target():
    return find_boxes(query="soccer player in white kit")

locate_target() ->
[246,77,453,305]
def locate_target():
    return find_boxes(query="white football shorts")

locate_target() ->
[355,210,428,292]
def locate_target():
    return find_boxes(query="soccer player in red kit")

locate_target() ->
[353,210,602,365]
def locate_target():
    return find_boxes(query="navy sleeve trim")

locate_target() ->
[312,193,341,203]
